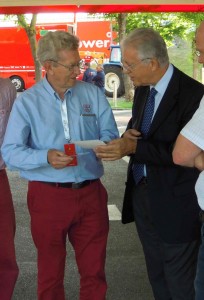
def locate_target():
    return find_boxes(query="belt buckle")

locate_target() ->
[72,182,81,189]
[71,180,92,189]
[72,181,88,189]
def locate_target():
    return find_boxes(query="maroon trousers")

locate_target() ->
[0,169,19,300]
[27,179,109,300]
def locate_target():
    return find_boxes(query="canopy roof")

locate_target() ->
[1,1,204,14]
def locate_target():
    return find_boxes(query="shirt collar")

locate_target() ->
[153,63,174,96]
[42,75,73,100]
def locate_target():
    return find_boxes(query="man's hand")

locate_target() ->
[47,149,74,169]
[94,130,141,161]
[123,129,141,140]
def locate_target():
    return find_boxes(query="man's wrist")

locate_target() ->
[122,137,137,155]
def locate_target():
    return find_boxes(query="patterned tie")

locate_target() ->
[133,87,157,184]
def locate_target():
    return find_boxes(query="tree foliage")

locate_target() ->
[105,12,204,46]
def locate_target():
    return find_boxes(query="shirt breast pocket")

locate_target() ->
[79,114,98,139]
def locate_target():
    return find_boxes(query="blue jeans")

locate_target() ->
[195,223,204,300]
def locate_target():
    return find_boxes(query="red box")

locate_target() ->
[64,144,78,166]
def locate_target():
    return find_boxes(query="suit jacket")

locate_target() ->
[122,65,204,243]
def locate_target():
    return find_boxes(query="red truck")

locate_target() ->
[0,20,115,91]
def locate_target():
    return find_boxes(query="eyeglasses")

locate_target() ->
[122,58,152,72]
[49,60,83,71]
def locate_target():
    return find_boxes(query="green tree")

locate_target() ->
[177,12,204,80]
[126,13,187,45]
[104,13,134,101]
[117,13,134,101]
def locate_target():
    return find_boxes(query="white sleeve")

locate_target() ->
[181,95,204,150]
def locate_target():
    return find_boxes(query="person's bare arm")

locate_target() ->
[173,134,202,167]
[195,152,204,170]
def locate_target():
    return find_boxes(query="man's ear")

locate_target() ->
[44,61,54,75]
[150,57,160,72]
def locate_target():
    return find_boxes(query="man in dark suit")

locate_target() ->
[94,28,204,300]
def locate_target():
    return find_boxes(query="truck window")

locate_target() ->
[110,47,121,63]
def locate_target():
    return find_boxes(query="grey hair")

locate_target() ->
[37,31,79,65]
[120,28,169,66]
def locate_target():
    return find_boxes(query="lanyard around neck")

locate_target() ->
[60,99,71,142]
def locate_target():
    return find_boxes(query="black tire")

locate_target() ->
[104,65,125,97]
[10,76,25,92]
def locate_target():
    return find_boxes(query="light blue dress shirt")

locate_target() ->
[153,63,174,117]
[1,77,119,182]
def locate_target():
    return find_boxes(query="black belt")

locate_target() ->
[199,210,204,223]
[40,179,98,189]
[137,177,147,185]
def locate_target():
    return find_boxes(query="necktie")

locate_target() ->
[133,87,157,184]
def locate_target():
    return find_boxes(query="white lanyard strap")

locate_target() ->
[60,99,71,141]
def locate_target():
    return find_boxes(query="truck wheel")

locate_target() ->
[10,76,25,92]
[104,66,125,97]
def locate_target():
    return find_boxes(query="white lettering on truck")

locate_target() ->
[79,39,110,49]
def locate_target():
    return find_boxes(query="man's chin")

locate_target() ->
[130,79,143,87]
[68,78,77,86]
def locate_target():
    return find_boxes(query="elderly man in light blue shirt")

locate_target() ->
[2,76,118,183]
[2,31,118,300]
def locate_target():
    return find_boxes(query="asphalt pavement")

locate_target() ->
[9,157,153,300]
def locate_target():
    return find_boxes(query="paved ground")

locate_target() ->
[9,158,154,300]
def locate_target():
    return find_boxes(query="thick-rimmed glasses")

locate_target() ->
[122,58,152,72]
[49,60,83,71]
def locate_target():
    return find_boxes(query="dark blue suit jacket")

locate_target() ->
[122,65,204,243]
